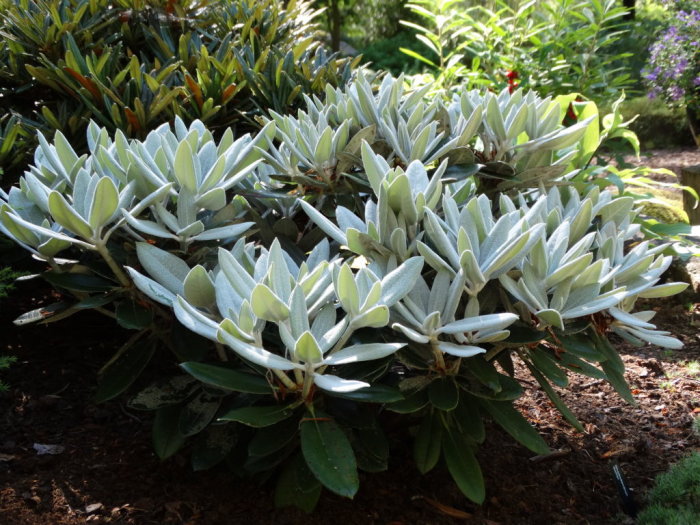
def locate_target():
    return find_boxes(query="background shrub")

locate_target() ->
[0,0,358,184]
[621,96,694,150]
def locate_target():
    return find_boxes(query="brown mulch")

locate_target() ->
[1,277,699,525]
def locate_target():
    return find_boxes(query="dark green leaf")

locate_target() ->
[244,440,296,473]
[191,424,238,471]
[495,351,515,377]
[325,383,403,403]
[525,362,584,432]
[219,404,297,427]
[442,427,485,504]
[559,332,604,362]
[42,271,116,292]
[461,372,523,401]
[128,375,198,410]
[180,362,272,394]
[386,389,429,414]
[601,361,636,405]
[507,324,547,344]
[558,351,606,379]
[73,294,114,309]
[116,300,154,330]
[529,347,569,387]
[153,405,186,460]
[451,393,485,444]
[414,411,443,474]
[336,356,393,382]
[95,339,156,403]
[248,417,299,457]
[480,399,549,455]
[179,391,221,437]
[274,454,322,513]
[593,332,626,374]
[300,414,359,498]
[353,423,389,473]
[429,377,460,411]
[462,356,502,392]
[170,322,210,361]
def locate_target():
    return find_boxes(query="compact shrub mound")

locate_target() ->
[0,73,688,510]
[0,0,357,182]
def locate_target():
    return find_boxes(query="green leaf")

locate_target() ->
[128,376,198,411]
[525,362,584,432]
[325,383,403,403]
[174,140,197,192]
[593,332,625,373]
[429,377,460,411]
[248,418,300,458]
[74,295,114,309]
[88,177,119,230]
[380,256,424,306]
[480,399,549,455]
[170,323,210,361]
[573,100,600,165]
[183,265,215,308]
[178,391,221,437]
[180,362,272,394]
[452,394,485,443]
[191,424,238,471]
[442,428,485,504]
[116,300,154,330]
[95,339,156,403]
[295,331,323,364]
[274,454,322,513]
[219,404,297,427]
[153,405,186,460]
[300,415,359,498]
[48,191,93,239]
[335,263,359,315]
[42,271,116,292]
[251,283,290,321]
[386,389,429,414]
[135,243,189,295]
[559,332,604,362]
[529,347,568,387]
[414,411,442,474]
[601,360,636,405]
[353,423,389,473]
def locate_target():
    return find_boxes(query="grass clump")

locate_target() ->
[638,453,700,525]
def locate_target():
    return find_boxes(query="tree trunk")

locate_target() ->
[622,0,635,20]
[681,166,700,225]
[329,0,341,52]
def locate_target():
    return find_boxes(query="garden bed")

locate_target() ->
[1,278,698,525]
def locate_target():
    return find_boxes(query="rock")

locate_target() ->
[671,255,700,296]
[32,443,65,455]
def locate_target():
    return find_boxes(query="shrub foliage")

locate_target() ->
[0,0,358,182]
[0,73,688,509]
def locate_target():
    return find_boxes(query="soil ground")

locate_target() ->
[1,149,700,525]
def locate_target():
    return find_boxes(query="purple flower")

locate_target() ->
[644,5,700,106]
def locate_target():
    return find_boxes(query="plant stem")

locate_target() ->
[95,240,131,288]
[273,368,297,390]
[214,342,228,362]
[430,339,447,372]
